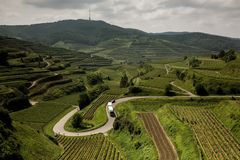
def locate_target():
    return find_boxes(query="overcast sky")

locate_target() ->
[0,0,240,38]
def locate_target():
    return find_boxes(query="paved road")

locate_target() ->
[53,93,240,137]
[53,96,175,136]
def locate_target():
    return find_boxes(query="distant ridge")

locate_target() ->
[0,19,240,52]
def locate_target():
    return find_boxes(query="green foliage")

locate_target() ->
[195,83,208,96]
[212,101,240,140]
[0,50,9,66]
[78,92,90,109]
[0,108,23,160]
[43,82,86,101]
[156,106,200,160]
[211,49,237,63]
[164,84,176,96]
[87,84,109,101]
[222,49,237,63]
[0,107,12,128]
[120,73,128,88]
[189,57,201,68]
[128,87,142,94]
[71,113,83,128]
[176,69,187,81]
[11,100,71,131]
[110,103,157,160]
[86,73,103,85]
[14,122,61,160]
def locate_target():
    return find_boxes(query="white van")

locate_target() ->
[107,102,115,117]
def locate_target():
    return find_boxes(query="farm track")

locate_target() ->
[139,112,178,160]
[170,81,197,97]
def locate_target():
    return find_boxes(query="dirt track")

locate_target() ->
[139,112,178,160]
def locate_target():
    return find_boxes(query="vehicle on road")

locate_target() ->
[107,102,115,117]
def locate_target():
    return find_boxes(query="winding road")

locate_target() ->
[53,96,192,136]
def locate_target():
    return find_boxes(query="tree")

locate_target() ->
[0,107,12,129]
[71,113,83,128]
[195,83,208,96]
[222,49,236,63]
[78,93,90,109]
[128,87,142,94]
[176,70,187,81]
[218,50,226,58]
[86,73,103,85]
[0,50,9,66]
[120,73,128,88]
[189,57,201,68]
[164,84,176,96]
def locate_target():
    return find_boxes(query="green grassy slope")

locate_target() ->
[13,122,61,160]
[212,101,240,140]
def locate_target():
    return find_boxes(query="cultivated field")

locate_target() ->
[57,134,125,160]
[83,94,117,120]
[170,107,240,160]
[139,112,178,160]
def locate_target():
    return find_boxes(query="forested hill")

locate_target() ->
[1,19,240,52]
[0,19,145,45]
[156,32,240,51]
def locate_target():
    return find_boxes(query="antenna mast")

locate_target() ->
[89,8,91,21]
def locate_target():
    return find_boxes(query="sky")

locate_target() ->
[0,0,240,38]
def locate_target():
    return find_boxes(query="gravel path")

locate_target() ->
[170,81,198,97]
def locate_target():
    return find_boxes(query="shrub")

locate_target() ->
[120,73,128,88]
[88,84,109,100]
[0,50,9,66]
[71,113,83,128]
[164,84,176,96]
[78,93,90,109]
[195,83,208,96]
[128,87,142,94]
[0,107,12,128]
[189,57,201,68]
[86,73,103,85]
[6,96,31,112]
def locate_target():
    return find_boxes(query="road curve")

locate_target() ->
[53,94,240,137]
[53,96,174,136]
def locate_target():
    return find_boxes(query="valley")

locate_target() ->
[0,20,240,160]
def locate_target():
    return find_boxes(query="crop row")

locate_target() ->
[57,134,125,160]
[83,94,117,120]
[138,112,177,160]
[170,107,240,160]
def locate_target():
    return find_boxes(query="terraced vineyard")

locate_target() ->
[57,134,125,160]
[138,112,178,160]
[28,74,72,97]
[83,94,117,120]
[170,107,240,160]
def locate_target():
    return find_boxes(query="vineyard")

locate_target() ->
[138,112,178,160]
[170,107,240,160]
[83,94,117,120]
[57,134,125,160]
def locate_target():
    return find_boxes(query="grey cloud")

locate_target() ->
[23,0,105,9]
[1,0,240,37]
